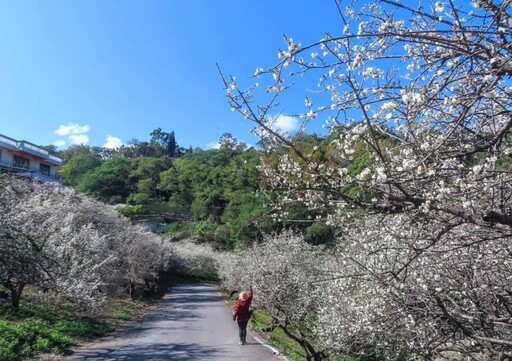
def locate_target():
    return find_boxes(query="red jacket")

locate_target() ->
[233,286,253,322]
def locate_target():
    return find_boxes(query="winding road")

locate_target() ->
[66,284,285,361]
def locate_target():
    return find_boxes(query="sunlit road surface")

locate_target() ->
[66,283,285,361]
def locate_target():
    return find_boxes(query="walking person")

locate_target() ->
[233,284,253,345]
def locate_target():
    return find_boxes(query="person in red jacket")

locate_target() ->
[232,284,253,345]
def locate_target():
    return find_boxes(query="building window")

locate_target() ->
[13,155,30,169]
[0,150,6,168]
[40,164,51,176]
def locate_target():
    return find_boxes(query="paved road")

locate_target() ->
[66,284,285,361]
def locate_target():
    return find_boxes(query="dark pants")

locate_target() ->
[237,320,248,343]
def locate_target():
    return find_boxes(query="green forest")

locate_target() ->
[55,128,333,250]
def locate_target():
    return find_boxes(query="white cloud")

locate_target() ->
[69,134,89,145]
[53,122,91,147]
[55,123,90,136]
[272,115,300,133]
[53,139,66,147]
[103,135,123,149]
[208,141,221,149]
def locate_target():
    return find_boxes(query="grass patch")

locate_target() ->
[108,298,149,322]
[249,309,271,330]
[0,290,154,360]
[248,309,305,360]
[0,318,75,361]
[53,319,108,338]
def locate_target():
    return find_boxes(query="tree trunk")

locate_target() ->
[275,320,324,361]
[129,281,136,300]
[4,282,25,311]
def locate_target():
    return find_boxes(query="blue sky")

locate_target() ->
[0,0,340,150]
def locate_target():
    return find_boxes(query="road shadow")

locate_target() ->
[168,284,221,304]
[138,285,220,325]
[68,342,227,360]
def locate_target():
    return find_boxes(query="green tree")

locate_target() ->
[150,128,177,157]
[58,152,102,187]
[127,157,172,205]
[115,140,154,158]
[59,145,107,162]
[41,144,59,155]
[77,157,135,204]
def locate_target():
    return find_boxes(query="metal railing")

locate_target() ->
[49,154,62,164]
[17,171,61,183]
[0,160,61,183]
[20,142,49,157]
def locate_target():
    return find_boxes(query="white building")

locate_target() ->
[0,133,62,183]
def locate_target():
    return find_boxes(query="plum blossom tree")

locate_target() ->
[218,232,327,360]
[0,175,174,310]
[0,176,111,310]
[224,0,512,359]
[313,215,512,359]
